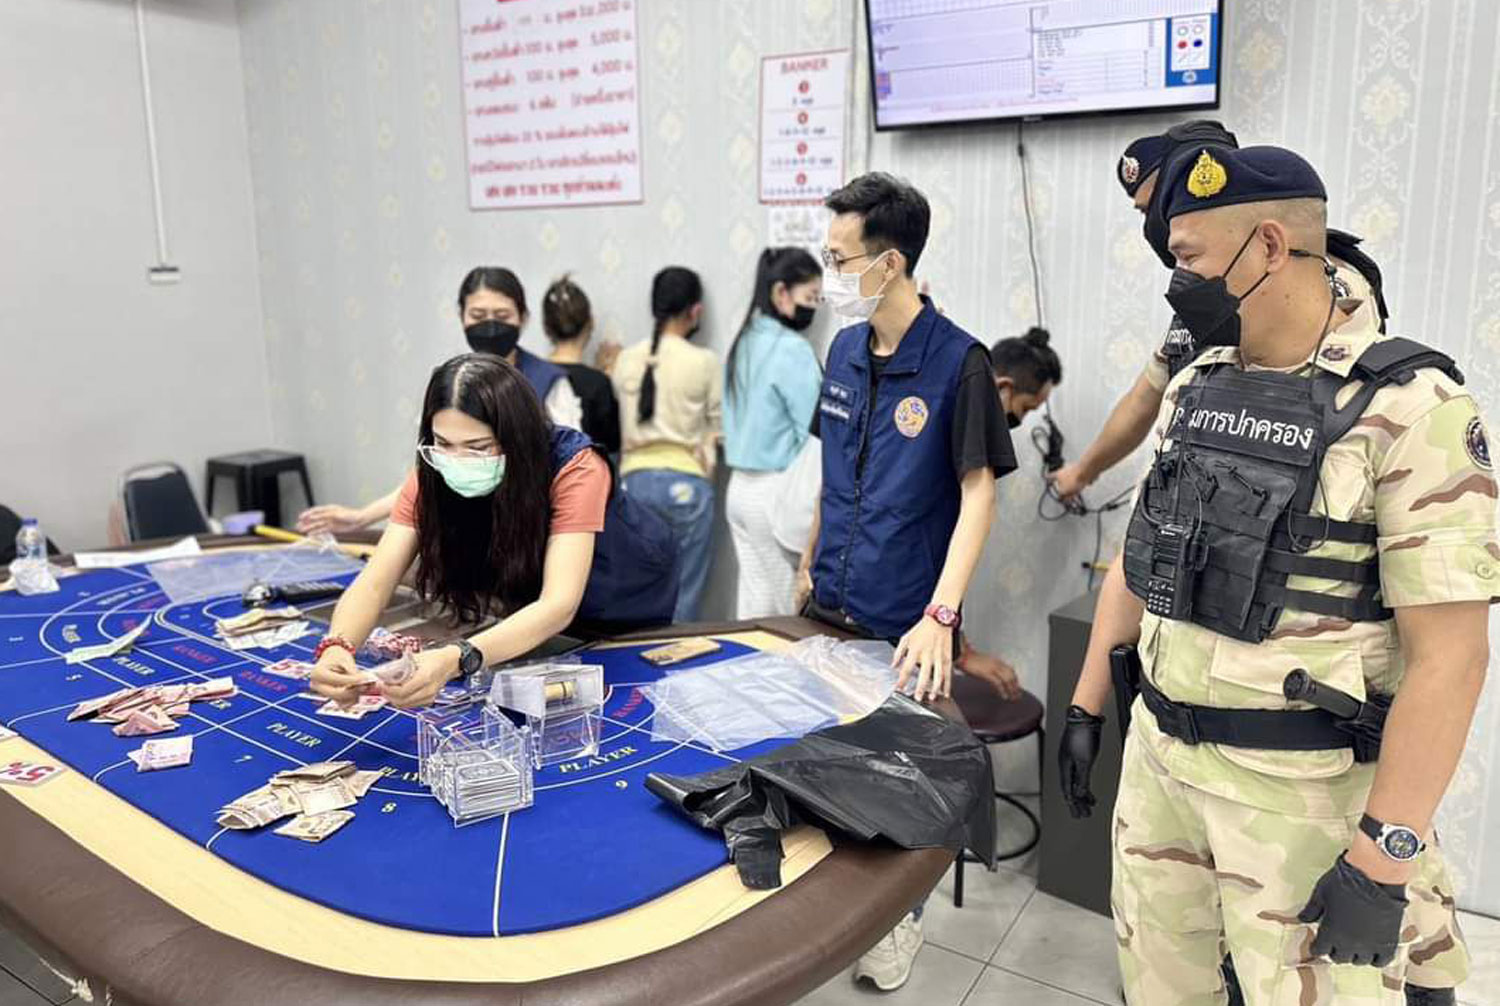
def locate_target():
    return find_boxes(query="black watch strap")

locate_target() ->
[1359,812,1426,859]
[454,639,484,676]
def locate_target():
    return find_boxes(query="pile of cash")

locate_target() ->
[317,693,388,720]
[127,734,193,772]
[68,678,237,736]
[216,760,381,842]
[215,607,311,651]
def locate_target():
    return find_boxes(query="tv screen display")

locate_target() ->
[866,0,1223,131]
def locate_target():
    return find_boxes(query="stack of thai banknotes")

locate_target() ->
[216,759,382,843]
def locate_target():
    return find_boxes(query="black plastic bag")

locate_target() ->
[646,694,997,889]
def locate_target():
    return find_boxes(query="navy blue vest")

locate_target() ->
[517,348,568,411]
[811,302,979,640]
[548,425,679,626]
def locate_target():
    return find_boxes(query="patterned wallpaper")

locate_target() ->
[236,0,1500,913]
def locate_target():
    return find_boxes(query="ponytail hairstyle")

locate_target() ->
[726,247,821,404]
[542,274,593,344]
[638,266,703,424]
[989,326,1063,394]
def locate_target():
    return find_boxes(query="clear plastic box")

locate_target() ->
[416,701,534,826]
[488,662,604,769]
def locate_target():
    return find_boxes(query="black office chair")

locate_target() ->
[120,462,211,542]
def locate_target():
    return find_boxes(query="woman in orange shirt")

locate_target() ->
[310,353,610,708]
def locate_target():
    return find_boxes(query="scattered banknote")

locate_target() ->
[217,760,375,833]
[262,659,314,680]
[274,810,354,843]
[64,621,149,665]
[129,734,193,771]
[221,620,312,651]
[274,761,356,782]
[317,694,387,720]
[215,606,303,636]
[112,705,178,737]
[70,678,237,736]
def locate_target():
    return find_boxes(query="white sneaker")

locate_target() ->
[854,911,924,992]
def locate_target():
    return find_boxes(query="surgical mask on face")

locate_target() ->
[420,447,506,498]
[464,319,522,357]
[822,252,893,320]
[1163,229,1271,349]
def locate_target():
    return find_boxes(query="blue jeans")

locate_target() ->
[623,469,714,623]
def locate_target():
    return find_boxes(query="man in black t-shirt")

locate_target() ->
[954,327,1063,699]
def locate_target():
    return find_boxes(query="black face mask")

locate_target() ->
[1006,412,1022,430]
[465,319,522,357]
[782,304,817,332]
[1163,229,1271,349]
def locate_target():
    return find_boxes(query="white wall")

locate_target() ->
[0,0,271,550]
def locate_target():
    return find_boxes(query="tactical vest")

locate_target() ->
[1160,315,1199,380]
[1123,337,1462,643]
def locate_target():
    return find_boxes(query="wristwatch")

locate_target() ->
[1359,813,1426,863]
[924,604,961,630]
[451,639,486,678]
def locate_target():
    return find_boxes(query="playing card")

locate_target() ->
[0,760,65,787]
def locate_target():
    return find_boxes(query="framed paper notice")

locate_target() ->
[459,0,644,210]
[759,49,849,205]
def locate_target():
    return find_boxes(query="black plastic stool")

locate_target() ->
[949,673,1045,908]
[205,450,314,528]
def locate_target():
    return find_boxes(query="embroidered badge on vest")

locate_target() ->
[893,396,929,439]
[1319,344,1349,363]
[1187,150,1228,199]
[1466,416,1492,471]
[1120,155,1140,185]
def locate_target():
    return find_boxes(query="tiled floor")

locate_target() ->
[0,797,1496,1006]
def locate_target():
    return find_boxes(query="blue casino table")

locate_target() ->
[0,537,954,1006]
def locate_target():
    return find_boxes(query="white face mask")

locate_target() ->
[822,251,892,321]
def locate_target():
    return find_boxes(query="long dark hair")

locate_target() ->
[726,247,821,403]
[457,267,528,319]
[638,266,703,423]
[414,354,552,624]
[542,274,592,343]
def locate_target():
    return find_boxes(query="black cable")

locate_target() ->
[1016,121,1044,329]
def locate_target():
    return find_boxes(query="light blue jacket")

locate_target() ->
[723,312,822,472]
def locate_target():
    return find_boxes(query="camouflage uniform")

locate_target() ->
[1113,298,1499,1004]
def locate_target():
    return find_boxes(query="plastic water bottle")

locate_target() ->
[14,519,45,563]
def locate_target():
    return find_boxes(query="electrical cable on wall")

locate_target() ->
[135,0,179,285]
[1016,120,1044,328]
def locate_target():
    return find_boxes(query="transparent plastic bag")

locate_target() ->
[147,542,361,604]
[645,638,897,752]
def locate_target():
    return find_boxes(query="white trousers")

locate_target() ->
[726,469,800,620]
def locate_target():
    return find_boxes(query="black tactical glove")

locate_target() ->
[1297,853,1408,966]
[1058,705,1105,819]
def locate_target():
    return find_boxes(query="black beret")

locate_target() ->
[1161,144,1327,221]
[1117,119,1238,197]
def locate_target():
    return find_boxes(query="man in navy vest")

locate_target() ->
[794,172,1017,992]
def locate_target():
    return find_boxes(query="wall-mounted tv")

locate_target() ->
[866,0,1223,131]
